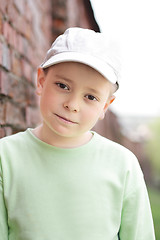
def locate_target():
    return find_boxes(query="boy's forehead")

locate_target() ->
[45,62,108,80]
[45,61,106,76]
[45,62,112,95]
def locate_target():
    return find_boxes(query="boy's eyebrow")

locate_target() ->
[86,87,102,96]
[55,74,73,83]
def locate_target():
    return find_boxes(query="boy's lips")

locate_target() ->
[55,114,78,124]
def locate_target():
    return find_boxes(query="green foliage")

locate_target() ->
[148,187,160,240]
[145,118,160,176]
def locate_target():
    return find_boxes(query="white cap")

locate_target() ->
[41,27,120,88]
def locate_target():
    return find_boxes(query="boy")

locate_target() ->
[0,28,155,239]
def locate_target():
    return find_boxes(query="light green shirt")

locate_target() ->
[0,129,155,240]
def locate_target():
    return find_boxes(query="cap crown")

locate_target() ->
[42,28,120,86]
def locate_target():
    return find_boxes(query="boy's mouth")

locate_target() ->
[55,114,78,124]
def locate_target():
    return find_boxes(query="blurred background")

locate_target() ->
[91,1,160,237]
[0,0,159,238]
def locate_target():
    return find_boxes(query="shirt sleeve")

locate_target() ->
[118,155,155,240]
[0,157,8,240]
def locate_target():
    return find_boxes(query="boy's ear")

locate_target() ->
[36,68,46,96]
[99,95,116,120]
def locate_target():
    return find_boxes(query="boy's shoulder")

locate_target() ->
[94,131,134,156]
[93,131,140,170]
[0,130,28,149]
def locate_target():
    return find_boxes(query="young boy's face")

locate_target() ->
[36,62,114,145]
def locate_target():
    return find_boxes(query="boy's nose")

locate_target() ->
[63,97,80,113]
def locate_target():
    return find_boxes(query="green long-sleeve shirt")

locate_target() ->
[0,129,155,239]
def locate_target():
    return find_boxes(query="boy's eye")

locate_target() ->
[56,83,69,90]
[86,95,97,101]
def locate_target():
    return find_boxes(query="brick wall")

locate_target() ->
[0,0,99,138]
[93,110,122,144]
[0,0,53,138]
[51,0,99,38]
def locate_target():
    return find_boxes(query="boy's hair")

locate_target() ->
[40,27,120,91]
[43,67,50,76]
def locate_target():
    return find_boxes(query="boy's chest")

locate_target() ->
[4,152,123,240]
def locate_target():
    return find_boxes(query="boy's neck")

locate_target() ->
[32,125,93,149]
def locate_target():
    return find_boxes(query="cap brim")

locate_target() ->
[41,52,118,85]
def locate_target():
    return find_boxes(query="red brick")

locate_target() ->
[7,2,18,23]
[41,15,52,42]
[11,50,22,77]
[2,43,11,70]
[3,21,18,46]
[26,85,37,106]
[0,41,2,65]
[52,5,66,19]
[0,11,3,34]
[26,106,41,127]
[25,2,33,23]
[22,59,32,81]
[0,70,27,104]
[0,126,12,138]
[0,127,6,138]
[30,47,44,68]
[0,0,57,134]
[22,38,29,57]
[3,22,18,49]
[13,0,25,15]
[27,46,33,64]
[0,100,5,125]
[12,27,18,49]
[52,19,66,30]
[3,21,10,43]
[12,14,26,37]
[17,35,23,55]
[9,27,16,48]
[0,70,8,95]
[22,39,38,67]
[0,0,7,14]
[31,70,37,87]
[3,126,13,136]
[5,101,26,128]
[24,21,32,40]
[37,0,50,11]
[8,24,14,46]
